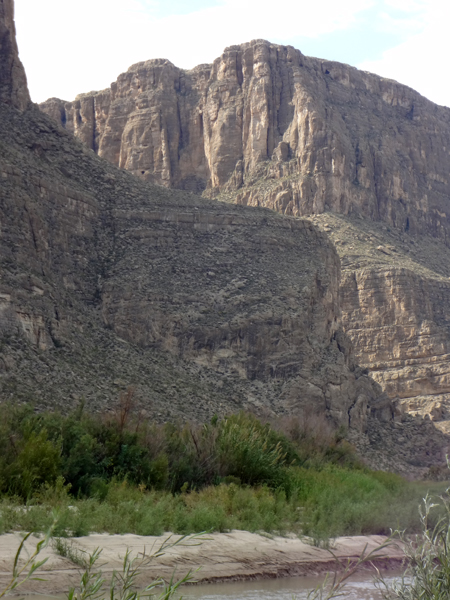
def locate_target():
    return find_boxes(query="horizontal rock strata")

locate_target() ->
[39,40,450,425]
[308,212,450,432]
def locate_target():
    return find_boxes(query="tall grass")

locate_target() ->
[0,518,201,600]
[0,474,446,539]
[6,490,450,600]
[378,491,450,599]
[0,400,447,541]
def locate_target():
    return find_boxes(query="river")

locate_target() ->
[19,571,402,600]
[183,571,401,600]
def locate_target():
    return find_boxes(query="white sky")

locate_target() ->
[14,0,450,107]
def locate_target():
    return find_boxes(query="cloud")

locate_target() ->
[358,0,450,106]
[15,0,374,102]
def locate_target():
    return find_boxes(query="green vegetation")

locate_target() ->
[7,490,450,600]
[0,401,447,540]
[378,490,450,599]
[65,535,201,600]
[311,483,450,599]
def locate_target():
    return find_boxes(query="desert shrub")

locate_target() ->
[275,411,363,469]
[0,401,448,543]
[2,430,60,499]
[0,402,365,498]
[217,412,290,488]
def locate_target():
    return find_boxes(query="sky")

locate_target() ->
[14,0,450,107]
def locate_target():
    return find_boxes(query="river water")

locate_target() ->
[20,571,403,600]
[183,572,402,600]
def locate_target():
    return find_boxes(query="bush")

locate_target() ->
[3,430,60,498]
[0,401,448,543]
[0,403,365,498]
[217,413,290,488]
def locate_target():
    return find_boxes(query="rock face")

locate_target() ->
[41,39,450,242]
[2,98,389,432]
[0,0,29,110]
[40,39,450,426]
[342,268,450,410]
[0,8,392,437]
[308,212,450,432]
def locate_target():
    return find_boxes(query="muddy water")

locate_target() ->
[21,572,403,600]
[183,572,401,600]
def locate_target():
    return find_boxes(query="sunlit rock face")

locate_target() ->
[308,211,450,433]
[40,39,450,428]
[41,39,450,242]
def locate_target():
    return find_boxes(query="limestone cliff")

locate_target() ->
[41,40,450,242]
[308,212,450,433]
[0,11,388,435]
[39,40,450,427]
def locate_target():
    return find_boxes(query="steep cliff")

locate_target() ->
[41,39,450,242]
[4,98,393,431]
[0,11,390,437]
[307,212,450,433]
[40,40,450,426]
[0,0,29,110]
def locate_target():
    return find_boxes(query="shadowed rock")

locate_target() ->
[0,0,29,110]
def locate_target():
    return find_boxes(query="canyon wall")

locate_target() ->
[40,40,450,425]
[309,212,450,432]
[1,98,386,430]
[1,1,448,473]
[41,39,450,241]
[0,12,388,435]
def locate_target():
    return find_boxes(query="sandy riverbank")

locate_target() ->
[0,531,405,595]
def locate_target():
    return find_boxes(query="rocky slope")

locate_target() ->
[3,101,375,426]
[40,40,450,427]
[0,5,390,437]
